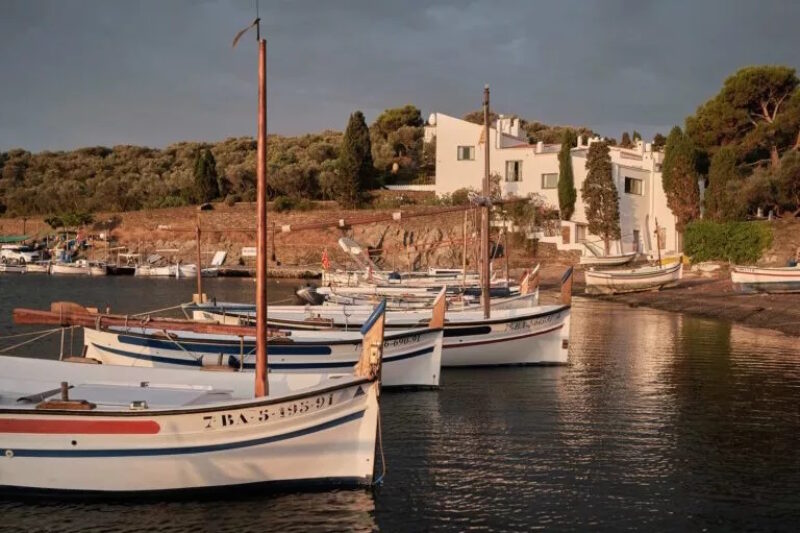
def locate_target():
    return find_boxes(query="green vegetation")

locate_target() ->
[335,111,374,208]
[683,65,800,218]
[684,220,773,263]
[193,148,220,203]
[557,129,577,220]
[662,126,701,231]
[581,141,620,254]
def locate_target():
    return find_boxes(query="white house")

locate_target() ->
[425,112,678,255]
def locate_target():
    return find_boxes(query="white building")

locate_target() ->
[425,112,678,255]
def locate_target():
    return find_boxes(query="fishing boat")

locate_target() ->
[78,290,445,388]
[0,304,385,494]
[0,263,26,274]
[135,263,201,278]
[578,241,637,267]
[190,268,572,367]
[730,264,800,293]
[584,260,682,295]
[50,260,92,276]
[24,262,51,274]
[0,24,388,495]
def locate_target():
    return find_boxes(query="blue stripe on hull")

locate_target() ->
[118,335,331,356]
[91,343,434,369]
[9,410,365,458]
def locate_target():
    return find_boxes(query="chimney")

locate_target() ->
[536,141,544,154]
[644,142,652,153]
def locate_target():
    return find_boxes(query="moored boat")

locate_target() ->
[50,261,92,275]
[731,264,800,293]
[190,268,573,367]
[584,261,682,295]
[24,262,50,274]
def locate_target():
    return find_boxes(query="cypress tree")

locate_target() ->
[662,126,701,231]
[557,129,577,220]
[336,111,375,207]
[620,131,633,148]
[705,146,740,220]
[581,141,620,254]
[193,148,219,203]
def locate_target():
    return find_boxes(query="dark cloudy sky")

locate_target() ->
[1,0,798,151]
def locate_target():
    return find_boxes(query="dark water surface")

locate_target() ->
[1,275,799,532]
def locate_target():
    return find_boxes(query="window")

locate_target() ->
[624,176,643,195]
[541,173,558,189]
[457,146,475,160]
[505,160,522,182]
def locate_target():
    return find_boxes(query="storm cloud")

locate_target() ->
[1,0,798,151]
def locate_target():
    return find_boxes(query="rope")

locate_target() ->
[0,328,61,353]
[0,327,64,340]
[372,410,387,486]
[130,302,192,317]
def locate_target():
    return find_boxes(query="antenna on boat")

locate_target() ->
[234,8,268,397]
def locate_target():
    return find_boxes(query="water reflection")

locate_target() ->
[0,278,799,530]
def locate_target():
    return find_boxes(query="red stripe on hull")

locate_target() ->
[0,419,161,434]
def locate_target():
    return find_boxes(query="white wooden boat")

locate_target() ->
[135,263,201,278]
[0,263,26,274]
[24,262,50,274]
[579,251,637,266]
[584,261,682,294]
[731,265,800,293]
[0,341,382,494]
[190,269,572,367]
[50,261,92,275]
[84,318,443,388]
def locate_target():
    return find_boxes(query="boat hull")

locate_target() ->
[579,252,636,266]
[0,357,378,493]
[84,326,442,388]
[192,304,570,366]
[584,263,682,294]
[50,264,91,275]
[731,265,800,293]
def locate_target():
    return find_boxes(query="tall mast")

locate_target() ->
[481,85,491,319]
[254,37,269,397]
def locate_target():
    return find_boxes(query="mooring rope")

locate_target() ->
[0,328,61,353]
[0,327,64,340]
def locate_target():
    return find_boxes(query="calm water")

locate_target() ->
[1,275,799,532]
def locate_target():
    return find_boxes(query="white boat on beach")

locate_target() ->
[584,261,683,295]
[730,264,800,293]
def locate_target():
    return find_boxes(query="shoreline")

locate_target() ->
[537,265,800,338]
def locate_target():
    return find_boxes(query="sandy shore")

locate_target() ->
[536,264,800,338]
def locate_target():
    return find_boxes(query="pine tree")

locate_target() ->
[557,129,577,220]
[193,148,219,203]
[662,126,701,231]
[581,142,620,254]
[705,146,740,220]
[336,111,375,207]
[620,131,633,148]
[632,130,642,142]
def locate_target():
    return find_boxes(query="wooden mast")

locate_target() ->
[254,36,269,397]
[481,85,491,319]
[461,209,468,287]
[194,212,204,303]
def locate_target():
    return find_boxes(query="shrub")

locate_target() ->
[684,220,772,264]
[272,196,296,212]
[224,194,240,207]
